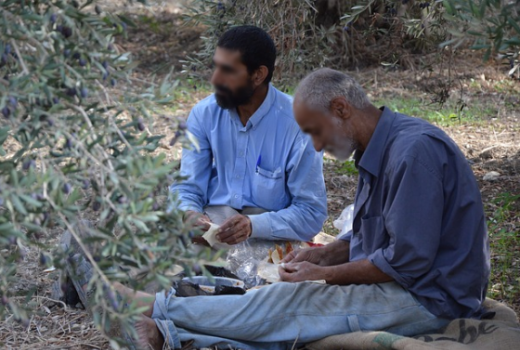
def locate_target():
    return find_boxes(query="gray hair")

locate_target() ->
[295,68,370,111]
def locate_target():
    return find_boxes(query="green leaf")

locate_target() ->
[0,160,15,173]
[19,194,42,208]
[130,218,149,233]
[439,38,459,48]
[66,188,82,205]
[471,43,491,50]
[137,214,159,222]
[10,195,27,215]
[504,37,520,46]
[0,126,10,145]
[443,0,454,14]
[467,30,484,37]
[0,222,17,235]
[22,222,43,232]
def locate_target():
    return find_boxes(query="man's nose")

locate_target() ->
[210,69,219,86]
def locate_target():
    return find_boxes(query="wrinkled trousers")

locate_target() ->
[152,281,449,350]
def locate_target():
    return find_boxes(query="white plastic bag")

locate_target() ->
[333,204,354,239]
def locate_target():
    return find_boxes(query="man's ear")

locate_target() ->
[330,97,352,120]
[252,66,269,86]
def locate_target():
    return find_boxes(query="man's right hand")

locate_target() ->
[282,239,351,267]
[184,210,211,232]
[282,247,328,266]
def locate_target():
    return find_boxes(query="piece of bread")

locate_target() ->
[202,223,231,249]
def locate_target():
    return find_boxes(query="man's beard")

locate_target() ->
[325,118,357,161]
[214,82,255,109]
[326,135,357,161]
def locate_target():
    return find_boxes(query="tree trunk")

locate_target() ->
[314,0,340,28]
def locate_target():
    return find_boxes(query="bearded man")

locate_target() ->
[170,26,327,246]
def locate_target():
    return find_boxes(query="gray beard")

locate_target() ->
[327,136,356,161]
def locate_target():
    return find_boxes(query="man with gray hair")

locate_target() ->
[69,68,490,350]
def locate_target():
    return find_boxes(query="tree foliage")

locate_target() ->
[183,0,520,83]
[0,0,205,346]
[443,0,520,76]
[182,0,449,86]
[183,0,341,89]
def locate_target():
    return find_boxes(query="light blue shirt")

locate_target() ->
[170,85,327,241]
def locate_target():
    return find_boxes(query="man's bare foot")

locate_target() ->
[135,315,164,350]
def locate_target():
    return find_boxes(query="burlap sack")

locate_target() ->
[306,299,520,350]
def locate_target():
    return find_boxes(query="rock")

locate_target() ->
[483,171,501,181]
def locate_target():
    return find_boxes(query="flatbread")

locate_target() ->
[257,260,280,283]
[202,223,231,249]
[202,223,220,247]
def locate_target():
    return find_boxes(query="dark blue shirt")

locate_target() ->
[341,107,490,319]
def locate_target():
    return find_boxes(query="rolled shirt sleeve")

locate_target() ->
[367,155,443,288]
[249,135,327,241]
[169,108,212,213]
[339,229,353,242]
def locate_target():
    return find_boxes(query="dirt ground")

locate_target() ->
[1,3,519,350]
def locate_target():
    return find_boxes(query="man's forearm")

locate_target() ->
[249,199,327,242]
[323,259,394,285]
[319,239,351,266]
[170,183,206,214]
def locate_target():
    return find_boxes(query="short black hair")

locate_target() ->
[217,25,276,84]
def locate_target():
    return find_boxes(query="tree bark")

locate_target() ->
[314,0,340,28]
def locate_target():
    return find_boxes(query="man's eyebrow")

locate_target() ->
[213,60,235,73]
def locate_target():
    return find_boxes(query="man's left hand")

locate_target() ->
[278,262,330,283]
[217,214,252,245]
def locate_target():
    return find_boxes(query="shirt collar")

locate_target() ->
[355,106,395,177]
[229,84,276,131]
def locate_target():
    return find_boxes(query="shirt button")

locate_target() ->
[235,175,240,179]
[234,195,239,198]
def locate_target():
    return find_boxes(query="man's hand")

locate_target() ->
[184,210,211,232]
[283,239,351,267]
[281,247,328,266]
[278,262,330,282]
[217,214,252,245]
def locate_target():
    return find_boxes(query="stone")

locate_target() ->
[483,171,501,181]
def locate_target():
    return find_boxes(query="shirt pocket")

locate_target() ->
[360,215,387,255]
[252,166,286,211]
